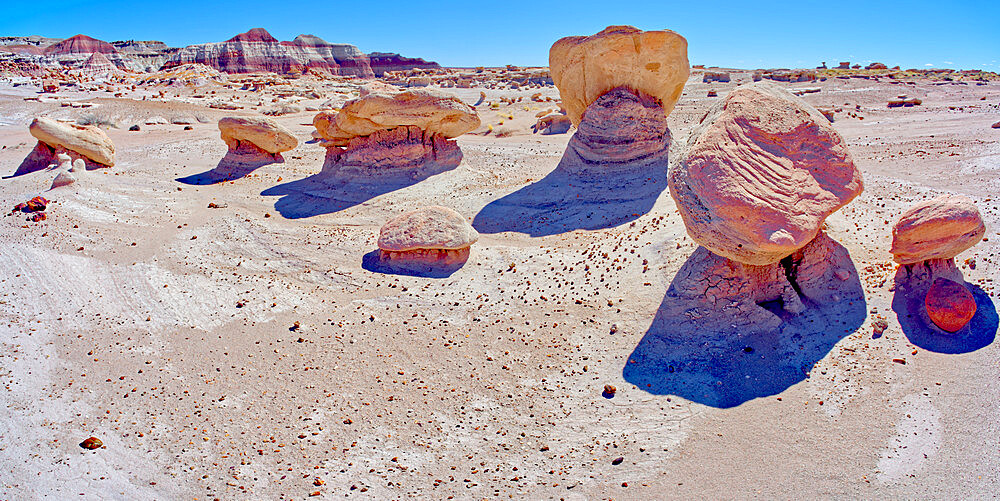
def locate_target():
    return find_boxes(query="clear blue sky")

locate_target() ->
[2,0,997,70]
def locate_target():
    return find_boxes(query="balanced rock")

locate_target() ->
[564,87,670,168]
[29,117,115,167]
[925,277,977,332]
[890,194,985,265]
[378,206,479,265]
[313,89,480,147]
[549,25,689,126]
[669,82,863,265]
[218,116,297,157]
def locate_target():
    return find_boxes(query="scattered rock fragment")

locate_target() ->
[80,437,103,450]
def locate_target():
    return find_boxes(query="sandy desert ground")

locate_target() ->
[0,70,998,500]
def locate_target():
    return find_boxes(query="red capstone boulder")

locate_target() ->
[925,278,977,333]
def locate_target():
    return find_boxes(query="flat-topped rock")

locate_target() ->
[218,116,297,157]
[313,89,480,147]
[891,194,985,264]
[29,117,115,167]
[669,82,863,265]
[549,25,689,126]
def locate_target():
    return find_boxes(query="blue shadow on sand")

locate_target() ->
[261,148,461,219]
[361,250,467,278]
[472,145,668,237]
[891,266,997,354]
[623,241,867,409]
[177,150,282,185]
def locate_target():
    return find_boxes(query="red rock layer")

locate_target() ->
[44,34,117,55]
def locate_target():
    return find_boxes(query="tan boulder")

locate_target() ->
[378,206,478,253]
[29,117,115,167]
[890,194,985,265]
[549,25,689,126]
[218,116,298,155]
[314,89,480,147]
[669,82,863,265]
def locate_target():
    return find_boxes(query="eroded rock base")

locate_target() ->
[323,126,462,180]
[562,87,670,172]
[666,231,861,331]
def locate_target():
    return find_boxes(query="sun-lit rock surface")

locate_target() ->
[218,116,297,157]
[669,81,863,265]
[29,116,115,167]
[890,194,986,265]
[313,88,480,147]
[549,25,689,126]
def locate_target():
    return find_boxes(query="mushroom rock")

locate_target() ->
[563,87,670,169]
[314,89,480,146]
[377,206,479,266]
[890,194,985,265]
[669,82,863,265]
[924,277,977,333]
[218,116,298,159]
[314,89,478,177]
[29,117,115,168]
[549,25,689,127]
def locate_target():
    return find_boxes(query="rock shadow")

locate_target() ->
[261,147,461,219]
[7,142,107,178]
[361,249,468,278]
[891,260,997,354]
[177,149,283,185]
[472,138,669,237]
[623,238,866,408]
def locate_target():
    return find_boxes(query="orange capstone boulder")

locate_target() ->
[925,278,977,332]
[890,194,985,265]
[549,25,689,126]
[669,82,863,265]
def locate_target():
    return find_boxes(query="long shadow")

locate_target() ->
[8,142,55,178]
[623,238,866,408]
[891,262,997,354]
[471,138,669,237]
[177,150,282,185]
[261,148,461,219]
[360,249,468,278]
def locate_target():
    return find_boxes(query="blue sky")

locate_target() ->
[2,0,997,70]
